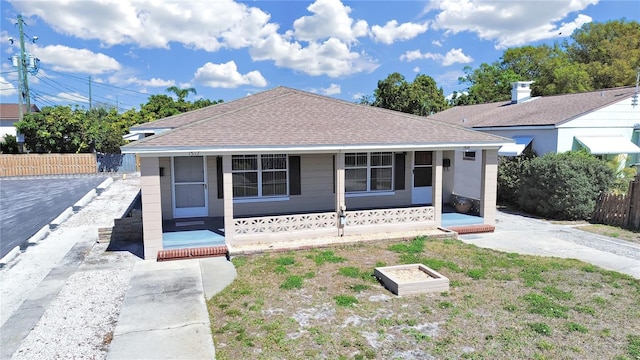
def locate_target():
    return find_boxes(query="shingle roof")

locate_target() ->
[429,86,637,128]
[123,87,509,152]
[0,104,40,120]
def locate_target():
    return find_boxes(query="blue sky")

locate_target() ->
[1,0,638,111]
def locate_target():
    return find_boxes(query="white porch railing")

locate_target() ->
[234,212,336,235]
[345,206,435,226]
[232,206,435,238]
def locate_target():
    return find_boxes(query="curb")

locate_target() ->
[73,189,96,211]
[0,246,20,265]
[96,177,114,195]
[27,225,50,245]
[49,207,73,230]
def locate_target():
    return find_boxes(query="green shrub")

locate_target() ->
[517,151,614,220]
[497,149,535,204]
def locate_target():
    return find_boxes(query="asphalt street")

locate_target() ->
[0,175,107,258]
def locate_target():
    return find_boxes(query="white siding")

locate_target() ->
[483,128,559,156]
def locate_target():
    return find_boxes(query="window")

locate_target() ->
[463,151,476,161]
[232,154,287,198]
[345,152,393,192]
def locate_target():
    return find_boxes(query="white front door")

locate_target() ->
[411,151,433,205]
[173,156,208,218]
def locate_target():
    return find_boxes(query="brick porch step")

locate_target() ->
[157,245,229,262]
[447,224,496,235]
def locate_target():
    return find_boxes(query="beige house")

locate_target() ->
[122,87,510,260]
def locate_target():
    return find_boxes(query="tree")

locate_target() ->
[0,134,20,153]
[372,73,448,115]
[566,19,640,89]
[16,106,91,153]
[165,86,197,102]
[457,64,519,104]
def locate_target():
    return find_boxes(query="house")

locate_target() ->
[121,87,510,260]
[0,103,39,140]
[430,82,640,165]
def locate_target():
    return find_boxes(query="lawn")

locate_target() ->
[208,237,640,359]
[577,224,640,246]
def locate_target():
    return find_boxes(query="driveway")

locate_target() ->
[458,209,640,279]
[0,175,107,258]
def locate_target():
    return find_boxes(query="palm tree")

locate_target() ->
[165,86,197,102]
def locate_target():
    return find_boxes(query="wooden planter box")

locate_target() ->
[374,264,449,296]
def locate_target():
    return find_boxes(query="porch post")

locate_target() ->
[480,149,498,225]
[433,150,443,226]
[222,155,234,243]
[335,153,346,233]
[140,156,163,260]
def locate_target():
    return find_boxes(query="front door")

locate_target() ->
[173,156,208,218]
[411,151,433,205]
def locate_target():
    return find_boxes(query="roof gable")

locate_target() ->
[123,87,509,152]
[429,86,637,128]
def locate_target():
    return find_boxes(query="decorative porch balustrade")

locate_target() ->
[345,206,435,226]
[232,206,435,236]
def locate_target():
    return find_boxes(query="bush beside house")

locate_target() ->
[499,152,615,220]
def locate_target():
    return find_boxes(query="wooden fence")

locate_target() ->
[592,175,640,229]
[0,153,97,177]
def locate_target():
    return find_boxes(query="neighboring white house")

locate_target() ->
[429,82,640,197]
[0,103,39,140]
[122,87,511,260]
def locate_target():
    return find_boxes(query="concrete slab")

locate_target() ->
[108,259,216,360]
[200,257,237,300]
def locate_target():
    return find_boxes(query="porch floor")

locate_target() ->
[162,217,225,250]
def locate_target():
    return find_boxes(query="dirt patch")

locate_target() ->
[576,224,640,246]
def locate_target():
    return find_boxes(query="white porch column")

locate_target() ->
[433,150,443,226]
[140,156,163,260]
[222,155,234,243]
[335,153,346,232]
[480,149,498,225]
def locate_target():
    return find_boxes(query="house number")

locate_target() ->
[189,151,200,156]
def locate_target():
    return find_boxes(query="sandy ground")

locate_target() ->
[0,175,142,359]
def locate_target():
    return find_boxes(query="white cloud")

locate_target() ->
[432,40,442,47]
[9,0,275,52]
[193,61,267,88]
[428,0,596,48]
[371,20,429,45]
[413,67,420,73]
[0,76,17,97]
[292,0,368,43]
[31,45,121,74]
[250,34,378,78]
[119,76,175,88]
[351,92,363,100]
[400,48,473,66]
[320,83,341,95]
[39,92,90,104]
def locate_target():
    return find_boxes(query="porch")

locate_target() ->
[160,206,484,251]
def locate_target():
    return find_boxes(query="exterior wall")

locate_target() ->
[483,128,559,156]
[442,150,455,204]
[140,157,163,260]
[452,149,483,199]
[159,157,172,220]
[207,156,222,217]
[480,149,498,225]
[0,119,17,138]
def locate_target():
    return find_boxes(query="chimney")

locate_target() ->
[511,81,534,104]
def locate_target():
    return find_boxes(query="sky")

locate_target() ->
[1,0,638,111]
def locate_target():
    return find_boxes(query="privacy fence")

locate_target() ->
[0,153,138,177]
[592,175,640,229]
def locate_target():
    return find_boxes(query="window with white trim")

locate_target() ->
[232,154,288,198]
[345,152,393,192]
[463,151,476,161]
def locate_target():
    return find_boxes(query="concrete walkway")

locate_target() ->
[458,210,640,279]
[107,257,236,360]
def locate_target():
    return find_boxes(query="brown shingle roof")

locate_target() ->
[429,86,636,128]
[0,104,40,119]
[123,87,509,152]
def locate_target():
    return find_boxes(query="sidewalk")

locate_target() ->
[458,210,640,279]
[107,257,236,360]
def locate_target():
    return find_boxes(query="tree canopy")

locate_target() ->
[14,88,223,154]
[452,19,639,105]
[365,73,448,115]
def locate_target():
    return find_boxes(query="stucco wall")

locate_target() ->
[442,150,455,204]
[452,149,482,199]
[159,157,172,220]
[483,128,559,156]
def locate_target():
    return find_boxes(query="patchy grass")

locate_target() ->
[577,224,640,245]
[209,237,640,359]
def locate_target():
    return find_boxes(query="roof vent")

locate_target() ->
[511,81,534,104]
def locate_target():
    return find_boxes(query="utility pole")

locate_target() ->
[10,15,39,121]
